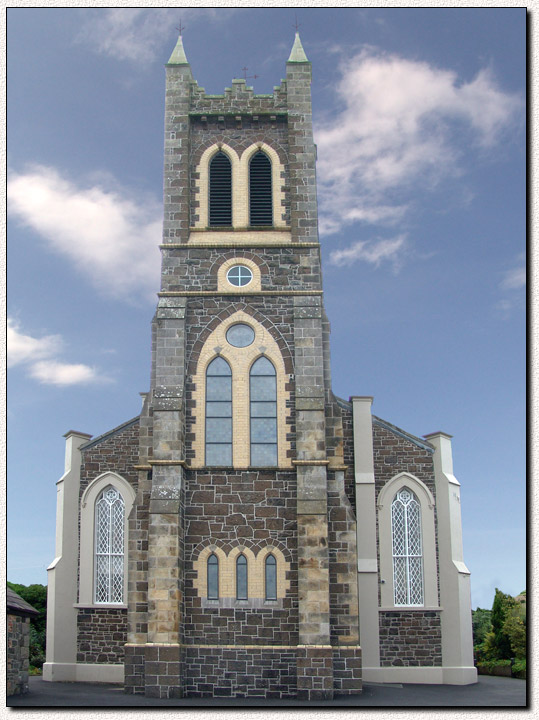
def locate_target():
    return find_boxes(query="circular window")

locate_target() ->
[226,324,255,348]
[227,265,253,287]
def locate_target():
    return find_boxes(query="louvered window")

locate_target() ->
[94,486,125,604]
[250,356,277,466]
[209,151,232,226]
[391,487,424,606]
[249,151,272,226]
[205,356,232,466]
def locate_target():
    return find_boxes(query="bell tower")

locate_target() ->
[124,32,361,700]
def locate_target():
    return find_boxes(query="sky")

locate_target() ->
[7,7,526,611]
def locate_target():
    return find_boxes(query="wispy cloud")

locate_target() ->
[496,257,526,316]
[315,48,522,240]
[8,319,104,386]
[76,8,233,64]
[501,266,526,291]
[329,234,407,271]
[8,165,161,303]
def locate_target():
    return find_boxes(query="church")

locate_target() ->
[43,32,476,700]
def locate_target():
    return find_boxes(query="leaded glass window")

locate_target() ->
[265,554,277,600]
[236,554,248,600]
[249,151,272,225]
[207,553,219,599]
[94,486,125,604]
[206,357,232,466]
[391,487,424,606]
[250,356,277,466]
[209,151,232,226]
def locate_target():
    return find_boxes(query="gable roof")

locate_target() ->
[7,587,39,617]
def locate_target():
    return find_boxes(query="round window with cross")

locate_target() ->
[226,265,253,287]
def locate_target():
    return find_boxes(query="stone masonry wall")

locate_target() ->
[183,469,298,645]
[379,611,442,666]
[7,614,30,696]
[77,608,128,664]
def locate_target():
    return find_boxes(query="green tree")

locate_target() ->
[503,600,526,658]
[472,608,492,646]
[490,588,516,659]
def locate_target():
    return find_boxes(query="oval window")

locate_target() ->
[227,265,253,287]
[226,324,255,348]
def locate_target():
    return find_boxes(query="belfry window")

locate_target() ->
[249,151,272,226]
[94,486,125,604]
[207,553,219,599]
[206,357,232,466]
[250,357,277,466]
[265,554,277,600]
[209,151,232,226]
[236,554,248,600]
[391,487,424,606]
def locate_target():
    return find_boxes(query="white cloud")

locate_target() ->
[330,234,407,271]
[7,318,61,368]
[8,318,104,386]
[8,165,162,303]
[315,49,521,238]
[29,361,99,386]
[76,8,232,64]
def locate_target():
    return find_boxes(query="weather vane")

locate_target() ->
[176,19,185,36]
[241,66,259,81]
[293,14,301,32]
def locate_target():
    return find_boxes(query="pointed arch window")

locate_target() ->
[391,487,424,606]
[249,151,272,226]
[207,553,219,599]
[236,554,248,600]
[209,151,232,226]
[265,554,277,600]
[250,357,277,466]
[206,357,232,466]
[94,486,125,604]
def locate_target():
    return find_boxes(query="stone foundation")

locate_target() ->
[379,610,442,666]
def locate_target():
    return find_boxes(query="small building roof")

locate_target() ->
[7,587,39,617]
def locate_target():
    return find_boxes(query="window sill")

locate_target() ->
[379,606,441,612]
[74,603,128,610]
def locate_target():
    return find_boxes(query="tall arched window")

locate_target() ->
[206,357,232,466]
[265,554,277,600]
[249,151,272,226]
[391,487,424,606]
[250,357,277,466]
[94,486,125,604]
[209,151,232,226]
[236,554,248,600]
[207,553,219,599]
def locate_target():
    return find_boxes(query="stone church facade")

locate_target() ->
[43,33,477,699]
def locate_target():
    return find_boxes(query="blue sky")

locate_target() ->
[7,8,525,610]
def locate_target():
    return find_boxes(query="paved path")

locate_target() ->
[7,675,526,707]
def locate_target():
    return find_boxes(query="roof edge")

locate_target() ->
[80,416,140,451]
